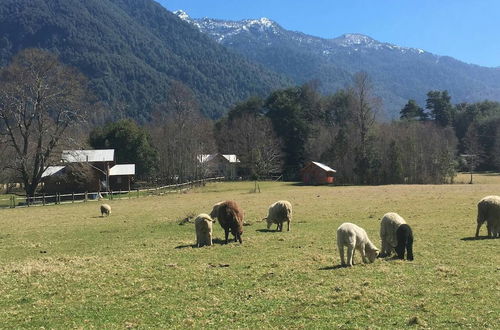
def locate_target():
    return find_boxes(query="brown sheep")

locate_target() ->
[210,200,243,244]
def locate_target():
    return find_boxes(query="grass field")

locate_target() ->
[0,176,499,328]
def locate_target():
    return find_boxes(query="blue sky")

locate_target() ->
[158,0,500,68]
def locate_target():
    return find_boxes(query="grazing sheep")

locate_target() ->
[476,196,500,238]
[100,204,111,217]
[395,224,414,261]
[211,200,244,244]
[195,214,214,247]
[380,212,407,257]
[264,200,292,232]
[337,222,379,267]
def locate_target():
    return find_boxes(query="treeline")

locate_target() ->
[4,49,497,198]
[88,72,500,185]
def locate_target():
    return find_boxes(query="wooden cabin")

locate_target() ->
[300,161,336,185]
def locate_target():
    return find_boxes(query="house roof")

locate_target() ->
[306,161,337,173]
[109,164,135,176]
[221,154,240,163]
[41,166,66,178]
[62,149,114,163]
[198,153,240,163]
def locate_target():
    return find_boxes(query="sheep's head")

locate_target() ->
[366,248,379,263]
[264,217,274,229]
[209,207,218,220]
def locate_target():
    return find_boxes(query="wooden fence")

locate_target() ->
[0,177,224,209]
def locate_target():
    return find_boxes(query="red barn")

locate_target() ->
[301,161,336,185]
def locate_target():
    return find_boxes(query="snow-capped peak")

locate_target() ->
[246,17,275,28]
[338,33,375,45]
[173,10,190,21]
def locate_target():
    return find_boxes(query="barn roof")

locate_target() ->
[109,164,135,176]
[221,154,240,163]
[304,161,337,173]
[62,149,114,163]
[41,166,66,178]
[198,153,240,163]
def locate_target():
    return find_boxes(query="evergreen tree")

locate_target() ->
[400,99,427,121]
[426,90,454,127]
[265,85,320,179]
[89,119,157,179]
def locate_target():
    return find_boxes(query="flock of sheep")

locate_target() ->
[99,194,500,267]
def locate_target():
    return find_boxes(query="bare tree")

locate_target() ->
[349,72,381,183]
[151,81,215,182]
[218,114,283,179]
[0,49,89,197]
[462,123,484,184]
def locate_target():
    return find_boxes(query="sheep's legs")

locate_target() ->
[382,240,393,257]
[224,230,229,244]
[287,220,290,232]
[406,242,413,261]
[361,247,367,263]
[346,245,354,267]
[338,245,346,266]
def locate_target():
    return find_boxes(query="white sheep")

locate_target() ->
[379,212,407,256]
[195,213,214,247]
[337,222,379,267]
[476,195,500,238]
[264,200,292,232]
[100,204,111,217]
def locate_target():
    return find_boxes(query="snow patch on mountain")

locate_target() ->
[174,10,427,57]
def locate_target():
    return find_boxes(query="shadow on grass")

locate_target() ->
[461,236,493,241]
[319,265,345,271]
[175,238,235,249]
[256,229,278,233]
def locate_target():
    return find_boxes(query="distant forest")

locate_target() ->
[1,48,500,194]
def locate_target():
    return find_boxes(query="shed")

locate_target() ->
[300,161,336,185]
[108,164,135,191]
[198,153,240,179]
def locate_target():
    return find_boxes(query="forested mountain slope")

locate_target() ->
[0,0,290,120]
[177,11,500,118]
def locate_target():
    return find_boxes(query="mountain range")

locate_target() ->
[1,0,499,121]
[175,10,500,118]
[0,0,289,120]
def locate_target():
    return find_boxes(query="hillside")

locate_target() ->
[0,0,290,120]
[176,11,500,118]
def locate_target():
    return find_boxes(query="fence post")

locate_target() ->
[85,192,88,202]
[13,195,16,208]
[42,194,46,206]
[137,189,140,198]
[72,192,75,203]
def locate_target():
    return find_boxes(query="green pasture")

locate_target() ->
[0,177,499,328]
